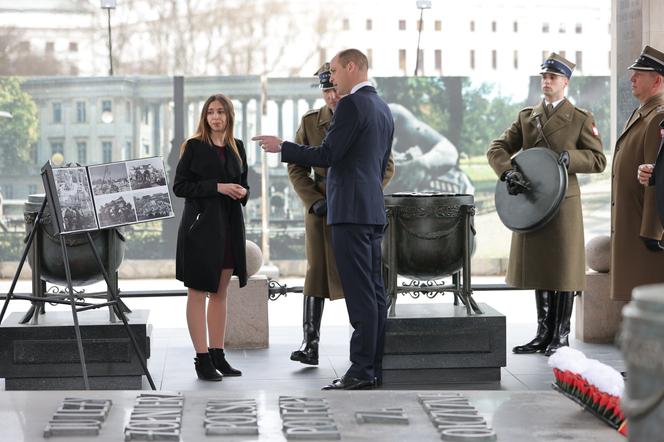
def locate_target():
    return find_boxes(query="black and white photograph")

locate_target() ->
[52,166,98,233]
[126,157,168,190]
[133,187,174,222]
[94,192,138,229]
[88,162,131,196]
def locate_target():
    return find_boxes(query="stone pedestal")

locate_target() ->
[225,275,269,349]
[575,272,627,343]
[0,310,150,390]
[383,303,506,386]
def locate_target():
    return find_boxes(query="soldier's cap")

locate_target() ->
[314,62,334,90]
[540,52,575,79]
[628,45,664,76]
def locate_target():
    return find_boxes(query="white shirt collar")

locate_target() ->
[351,80,373,94]
[544,97,565,109]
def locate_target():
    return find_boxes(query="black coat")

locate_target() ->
[174,138,250,292]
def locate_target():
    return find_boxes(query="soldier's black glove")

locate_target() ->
[559,151,570,169]
[311,199,327,217]
[641,236,664,252]
[501,169,528,196]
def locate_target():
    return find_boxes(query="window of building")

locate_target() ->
[470,21,475,32]
[399,49,407,72]
[76,101,86,123]
[491,21,497,32]
[124,141,132,160]
[102,100,112,113]
[3,184,13,199]
[52,102,62,123]
[319,48,326,66]
[367,48,373,68]
[559,50,566,59]
[366,19,372,30]
[559,23,566,33]
[18,41,30,51]
[492,50,497,69]
[435,49,442,71]
[69,42,78,52]
[143,143,150,155]
[470,50,475,69]
[542,50,549,61]
[77,142,87,164]
[45,42,54,54]
[417,49,424,74]
[399,20,406,31]
[513,50,519,69]
[575,23,582,34]
[28,184,38,195]
[576,51,583,72]
[51,141,63,156]
[69,65,79,75]
[125,101,131,123]
[142,107,149,125]
[513,21,518,32]
[417,20,423,31]
[102,141,113,163]
[434,20,441,31]
[542,22,549,33]
[342,18,349,30]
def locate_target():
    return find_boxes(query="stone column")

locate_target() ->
[612,0,664,144]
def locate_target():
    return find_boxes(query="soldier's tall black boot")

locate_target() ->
[290,296,324,365]
[512,290,556,354]
[544,291,575,356]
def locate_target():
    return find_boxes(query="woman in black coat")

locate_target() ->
[173,93,250,381]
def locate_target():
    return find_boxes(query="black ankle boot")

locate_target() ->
[209,348,242,376]
[195,353,222,381]
[544,291,575,356]
[513,290,556,354]
[290,296,324,365]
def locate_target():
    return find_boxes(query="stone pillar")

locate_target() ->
[612,0,664,144]
[241,99,248,143]
[292,98,300,137]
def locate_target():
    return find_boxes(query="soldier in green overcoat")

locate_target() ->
[487,53,606,356]
[613,45,664,302]
[287,63,394,365]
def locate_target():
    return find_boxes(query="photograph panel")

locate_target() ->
[94,192,138,229]
[126,157,168,190]
[51,166,98,233]
[132,186,174,222]
[88,162,131,196]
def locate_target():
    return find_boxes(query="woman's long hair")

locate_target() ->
[180,94,241,164]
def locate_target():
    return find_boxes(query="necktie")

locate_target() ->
[546,103,554,116]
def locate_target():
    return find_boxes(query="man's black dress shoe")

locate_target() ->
[321,375,374,390]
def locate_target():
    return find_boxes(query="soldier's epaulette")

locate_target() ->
[656,105,664,114]
[574,107,590,116]
[520,106,534,115]
[301,109,320,120]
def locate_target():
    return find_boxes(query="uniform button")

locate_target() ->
[611,202,615,206]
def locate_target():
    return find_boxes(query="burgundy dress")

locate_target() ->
[215,144,235,270]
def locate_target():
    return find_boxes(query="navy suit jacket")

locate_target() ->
[281,86,394,225]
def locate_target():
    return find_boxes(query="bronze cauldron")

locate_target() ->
[383,192,475,280]
[24,194,125,286]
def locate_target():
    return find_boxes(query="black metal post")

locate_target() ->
[414,8,424,76]
[107,8,113,76]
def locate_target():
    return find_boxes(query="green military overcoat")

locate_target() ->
[487,99,606,291]
[610,93,664,301]
[288,105,395,300]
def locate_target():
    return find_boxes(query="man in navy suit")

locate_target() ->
[253,48,394,390]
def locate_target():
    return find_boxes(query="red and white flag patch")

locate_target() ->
[592,124,600,137]
[660,128,664,138]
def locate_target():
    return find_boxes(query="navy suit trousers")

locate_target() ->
[331,223,386,381]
